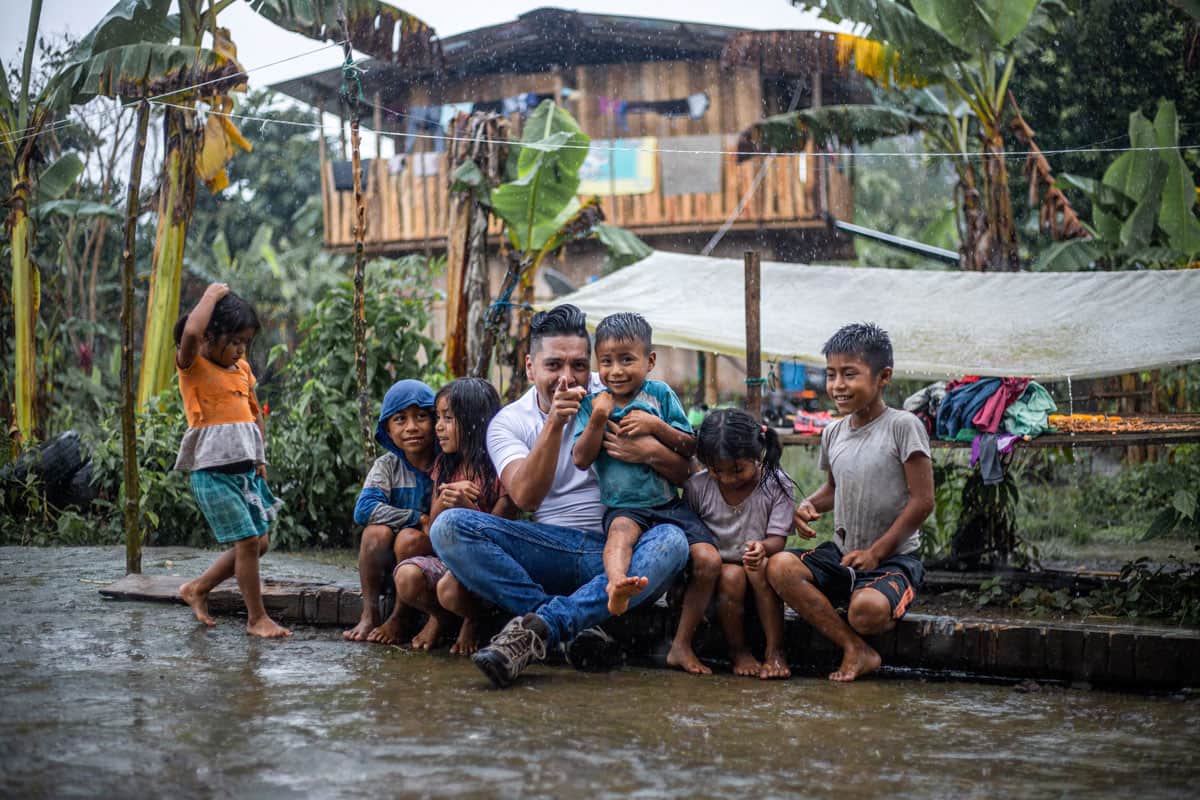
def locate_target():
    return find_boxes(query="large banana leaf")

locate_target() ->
[1151,100,1200,255]
[35,153,85,203]
[490,100,590,253]
[736,105,923,161]
[247,0,439,66]
[793,0,965,71]
[910,0,1042,51]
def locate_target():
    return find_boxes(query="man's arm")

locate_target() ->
[501,378,585,512]
[602,422,692,486]
[842,453,935,570]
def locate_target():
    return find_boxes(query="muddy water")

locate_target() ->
[1,546,1198,799]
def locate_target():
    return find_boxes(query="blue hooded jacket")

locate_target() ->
[352,379,436,529]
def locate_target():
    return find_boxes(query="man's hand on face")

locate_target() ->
[550,376,586,427]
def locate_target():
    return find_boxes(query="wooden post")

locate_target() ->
[704,352,719,407]
[341,17,374,473]
[744,250,763,420]
[120,101,151,575]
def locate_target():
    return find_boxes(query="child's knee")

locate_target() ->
[436,573,461,607]
[718,563,747,592]
[257,534,270,557]
[607,517,643,546]
[766,551,803,590]
[848,589,893,634]
[393,527,431,561]
[394,564,426,601]
[689,544,721,580]
[362,524,394,552]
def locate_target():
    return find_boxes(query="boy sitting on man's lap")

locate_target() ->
[573,313,714,615]
[767,322,934,682]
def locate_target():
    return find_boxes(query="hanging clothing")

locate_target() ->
[625,92,710,120]
[973,377,1031,433]
[403,105,444,153]
[935,377,1001,440]
[439,102,474,131]
[970,433,1022,486]
[332,159,370,191]
[1001,382,1058,437]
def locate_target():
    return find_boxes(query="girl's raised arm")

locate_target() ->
[176,283,229,369]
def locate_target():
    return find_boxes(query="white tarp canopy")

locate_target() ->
[549,251,1200,380]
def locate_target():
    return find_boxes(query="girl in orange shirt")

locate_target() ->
[174,282,290,638]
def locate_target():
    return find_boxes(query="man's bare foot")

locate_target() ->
[366,617,406,645]
[343,613,379,642]
[829,643,881,682]
[410,616,442,650]
[666,641,712,675]
[179,581,215,627]
[731,650,762,677]
[759,649,791,680]
[606,575,649,616]
[246,617,291,638]
[449,619,477,655]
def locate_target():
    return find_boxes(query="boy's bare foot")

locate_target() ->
[450,619,477,655]
[606,575,649,616]
[366,617,406,645]
[829,643,881,682]
[246,617,292,638]
[759,650,791,680]
[343,614,378,642]
[731,650,762,677]
[179,581,216,627]
[666,642,712,675]
[411,616,442,650]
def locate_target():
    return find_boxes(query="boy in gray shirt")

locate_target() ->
[766,323,934,682]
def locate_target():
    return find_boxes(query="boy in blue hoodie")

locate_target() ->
[345,379,438,642]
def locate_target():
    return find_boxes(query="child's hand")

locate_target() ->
[255,463,267,480]
[439,481,481,509]
[592,390,615,418]
[793,499,820,538]
[616,409,661,439]
[841,549,879,571]
[742,540,766,571]
[550,376,586,426]
[203,282,231,302]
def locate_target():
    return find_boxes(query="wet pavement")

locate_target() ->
[1,546,1198,798]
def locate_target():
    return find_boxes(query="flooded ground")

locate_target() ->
[1,546,1198,798]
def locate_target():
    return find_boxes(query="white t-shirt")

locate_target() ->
[487,376,605,533]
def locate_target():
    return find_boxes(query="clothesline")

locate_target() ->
[145,99,1200,162]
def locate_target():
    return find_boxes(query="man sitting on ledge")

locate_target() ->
[431,304,690,688]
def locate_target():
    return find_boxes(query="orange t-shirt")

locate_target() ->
[177,355,259,429]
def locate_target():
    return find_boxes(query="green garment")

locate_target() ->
[954,426,979,442]
[1002,382,1058,437]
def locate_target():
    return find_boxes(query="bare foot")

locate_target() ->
[179,581,215,627]
[606,575,649,616]
[829,643,881,682]
[666,641,712,675]
[343,613,379,642]
[759,649,791,680]
[410,616,442,650]
[449,619,478,655]
[366,616,406,645]
[731,650,762,677]
[246,616,291,639]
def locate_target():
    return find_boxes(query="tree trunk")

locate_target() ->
[8,159,37,444]
[981,132,1020,271]
[444,184,472,376]
[122,102,151,575]
[463,204,491,377]
[956,161,988,271]
[137,107,197,407]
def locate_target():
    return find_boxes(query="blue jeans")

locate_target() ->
[430,508,688,646]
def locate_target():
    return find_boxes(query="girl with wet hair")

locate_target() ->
[670,408,796,679]
[173,283,290,639]
[370,378,518,654]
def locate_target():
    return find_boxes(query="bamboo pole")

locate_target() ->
[341,17,374,473]
[744,250,763,420]
[121,101,151,575]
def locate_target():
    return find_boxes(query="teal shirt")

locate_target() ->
[574,379,692,509]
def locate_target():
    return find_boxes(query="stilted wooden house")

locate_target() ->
[272,8,867,269]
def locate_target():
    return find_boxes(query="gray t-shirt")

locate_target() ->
[684,468,795,563]
[819,407,931,556]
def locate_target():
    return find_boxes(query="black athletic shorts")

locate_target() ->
[786,541,924,619]
[604,498,716,548]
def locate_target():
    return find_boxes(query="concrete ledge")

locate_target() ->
[101,574,1200,690]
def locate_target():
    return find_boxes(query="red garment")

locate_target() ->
[945,375,981,394]
[972,377,1031,433]
[431,458,508,515]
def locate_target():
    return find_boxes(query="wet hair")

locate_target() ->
[434,378,503,510]
[594,312,652,354]
[529,303,589,354]
[173,292,261,348]
[821,322,893,375]
[695,408,795,498]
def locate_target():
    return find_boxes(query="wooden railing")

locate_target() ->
[320,137,852,251]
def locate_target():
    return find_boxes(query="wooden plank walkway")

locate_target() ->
[101,575,1200,690]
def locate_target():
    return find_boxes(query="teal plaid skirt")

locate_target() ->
[190,469,281,544]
